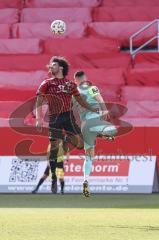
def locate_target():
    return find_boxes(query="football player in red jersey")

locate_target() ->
[36,56,99,193]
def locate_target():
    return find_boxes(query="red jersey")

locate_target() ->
[36,77,80,115]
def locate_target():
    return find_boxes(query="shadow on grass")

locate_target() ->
[94,225,159,231]
[0,194,159,208]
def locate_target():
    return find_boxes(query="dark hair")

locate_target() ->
[74,71,85,78]
[49,56,69,76]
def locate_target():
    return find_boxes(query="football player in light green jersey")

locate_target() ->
[73,71,117,197]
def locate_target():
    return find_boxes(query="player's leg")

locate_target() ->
[83,146,95,197]
[62,111,84,150]
[47,141,59,194]
[48,114,64,194]
[56,162,65,194]
[82,122,97,197]
[32,164,50,194]
[89,118,117,140]
[66,133,84,150]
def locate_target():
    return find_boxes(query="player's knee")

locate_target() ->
[103,125,117,136]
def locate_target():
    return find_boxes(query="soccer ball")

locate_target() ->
[51,20,66,35]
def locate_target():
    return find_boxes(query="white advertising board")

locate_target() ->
[0,155,156,193]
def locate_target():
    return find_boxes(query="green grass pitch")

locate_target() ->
[0,194,159,240]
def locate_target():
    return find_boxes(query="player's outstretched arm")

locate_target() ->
[74,94,99,113]
[36,95,44,132]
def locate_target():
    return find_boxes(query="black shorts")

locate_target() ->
[56,162,64,169]
[49,161,64,175]
[48,111,81,141]
[44,162,64,176]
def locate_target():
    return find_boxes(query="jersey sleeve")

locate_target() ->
[88,86,100,97]
[70,82,80,96]
[36,80,48,96]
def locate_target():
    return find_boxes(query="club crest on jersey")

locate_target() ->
[57,84,68,93]
[57,82,75,94]
[92,87,99,94]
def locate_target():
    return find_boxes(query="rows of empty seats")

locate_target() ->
[0,54,130,71]
[102,0,159,7]
[0,69,125,87]
[125,68,159,86]
[0,2,157,48]
[0,21,156,48]
[121,86,159,101]
[0,0,101,8]
[0,0,158,127]
[1,0,158,8]
[25,0,101,8]
[88,22,157,47]
[0,38,119,54]
[93,7,159,21]
[0,7,157,23]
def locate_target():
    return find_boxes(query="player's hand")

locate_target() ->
[36,119,43,132]
[100,110,110,121]
[92,107,100,113]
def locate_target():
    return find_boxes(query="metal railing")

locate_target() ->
[130,19,159,59]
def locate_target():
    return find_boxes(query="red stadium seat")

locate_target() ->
[80,52,131,68]
[102,0,159,7]
[0,39,42,54]
[21,8,92,23]
[124,101,159,118]
[126,68,159,86]
[0,0,23,8]
[121,86,159,101]
[0,9,18,23]
[0,55,51,71]
[69,68,125,85]
[88,22,156,47]
[98,85,121,102]
[0,71,47,88]
[0,24,11,38]
[93,7,159,22]
[12,22,87,39]
[44,38,119,55]
[121,117,159,127]
[0,87,36,101]
[0,53,130,71]
[0,101,23,118]
[135,53,159,69]
[25,0,100,8]
[0,68,124,90]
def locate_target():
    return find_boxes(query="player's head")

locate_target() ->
[74,71,87,83]
[48,56,69,77]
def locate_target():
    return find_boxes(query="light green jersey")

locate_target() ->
[73,84,101,121]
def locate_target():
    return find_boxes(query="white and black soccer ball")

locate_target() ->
[51,20,66,35]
